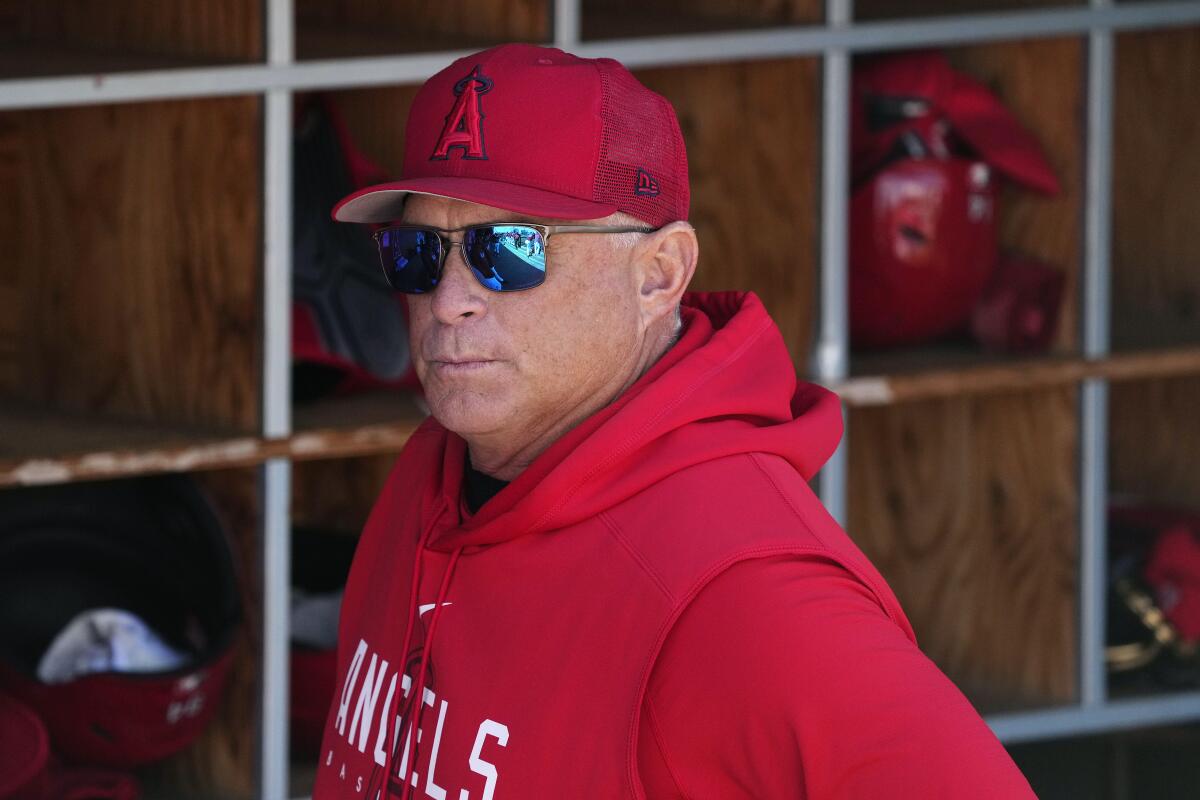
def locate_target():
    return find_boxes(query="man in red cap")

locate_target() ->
[316,43,1035,799]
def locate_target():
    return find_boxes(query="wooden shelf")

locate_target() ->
[290,390,427,461]
[0,392,427,487]
[834,346,1200,407]
[0,401,260,486]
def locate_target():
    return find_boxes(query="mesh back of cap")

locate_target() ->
[593,62,689,227]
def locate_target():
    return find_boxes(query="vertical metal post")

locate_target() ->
[814,0,853,524]
[1079,0,1114,711]
[554,0,581,49]
[261,1,294,798]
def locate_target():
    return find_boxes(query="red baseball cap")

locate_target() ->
[332,43,689,227]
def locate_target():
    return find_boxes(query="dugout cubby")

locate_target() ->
[1109,375,1200,523]
[1107,375,1200,699]
[1111,26,1200,353]
[847,386,1080,714]
[288,454,394,798]
[0,96,263,485]
[0,0,263,79]
[0,2,1196,794]
[137,466,262,800]
[635,57,821,370]
[582,0,822,40]
[848,36,1085,385]
[295,0,551,61]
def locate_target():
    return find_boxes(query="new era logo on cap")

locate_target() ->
[634,168,660,197]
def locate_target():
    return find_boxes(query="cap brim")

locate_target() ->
[332,177,619,223]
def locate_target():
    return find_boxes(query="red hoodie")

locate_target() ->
[312,292,1035,799]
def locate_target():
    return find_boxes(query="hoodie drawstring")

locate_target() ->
[398,545,462,800]
[381,518,436,796]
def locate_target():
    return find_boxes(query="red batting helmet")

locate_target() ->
[0,476,241,768]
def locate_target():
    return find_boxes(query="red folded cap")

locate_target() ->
[1144,524,1200,642]
[970,254,1066,353]
[853,51,1060,195]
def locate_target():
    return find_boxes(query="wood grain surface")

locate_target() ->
[848,387,1079,711]
[323,85,423,179]
[0,97,262,432]
[636,58,820,370]
[584,0,821,37]
[1112,26,1200,350]
[293,453,398,533]
[1110,376,1200,507]
[296,0,548,59]
[0,0,262,64]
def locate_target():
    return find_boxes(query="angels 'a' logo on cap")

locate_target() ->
[431,65,493,161]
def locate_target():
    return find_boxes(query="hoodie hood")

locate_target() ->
[420,290,843,552]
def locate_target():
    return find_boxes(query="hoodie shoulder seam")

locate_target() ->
[746,451,910,632]
[598,510,675,604]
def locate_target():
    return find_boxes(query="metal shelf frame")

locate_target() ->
[3,0,1198,796]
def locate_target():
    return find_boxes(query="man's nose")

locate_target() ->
[430,245,488,323]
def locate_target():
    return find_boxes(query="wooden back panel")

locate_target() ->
[0,98,262,432]
[637,58,820,369]
[1110,376,1200,505]
[0,0,262,61]
[297,0,548,38]
[1112,27,1200,350]
[588,0,821,24]
[849,387,1079,710]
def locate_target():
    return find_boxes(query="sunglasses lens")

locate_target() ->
[377,228,442,293]
[463,225,547,292]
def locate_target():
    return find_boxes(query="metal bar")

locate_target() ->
[1077,0,1115,711]
[988,691,1200,744]
[259,3,293,799]
[263,87,292,441]
[2,2,1199,110]
[813,0,852,524]
[259,458,292,800]
[267,0,295,66]
[553,0,581,49]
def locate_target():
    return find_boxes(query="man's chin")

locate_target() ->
[425,393,512,440]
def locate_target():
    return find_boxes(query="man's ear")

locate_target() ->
[632,221,699,328]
